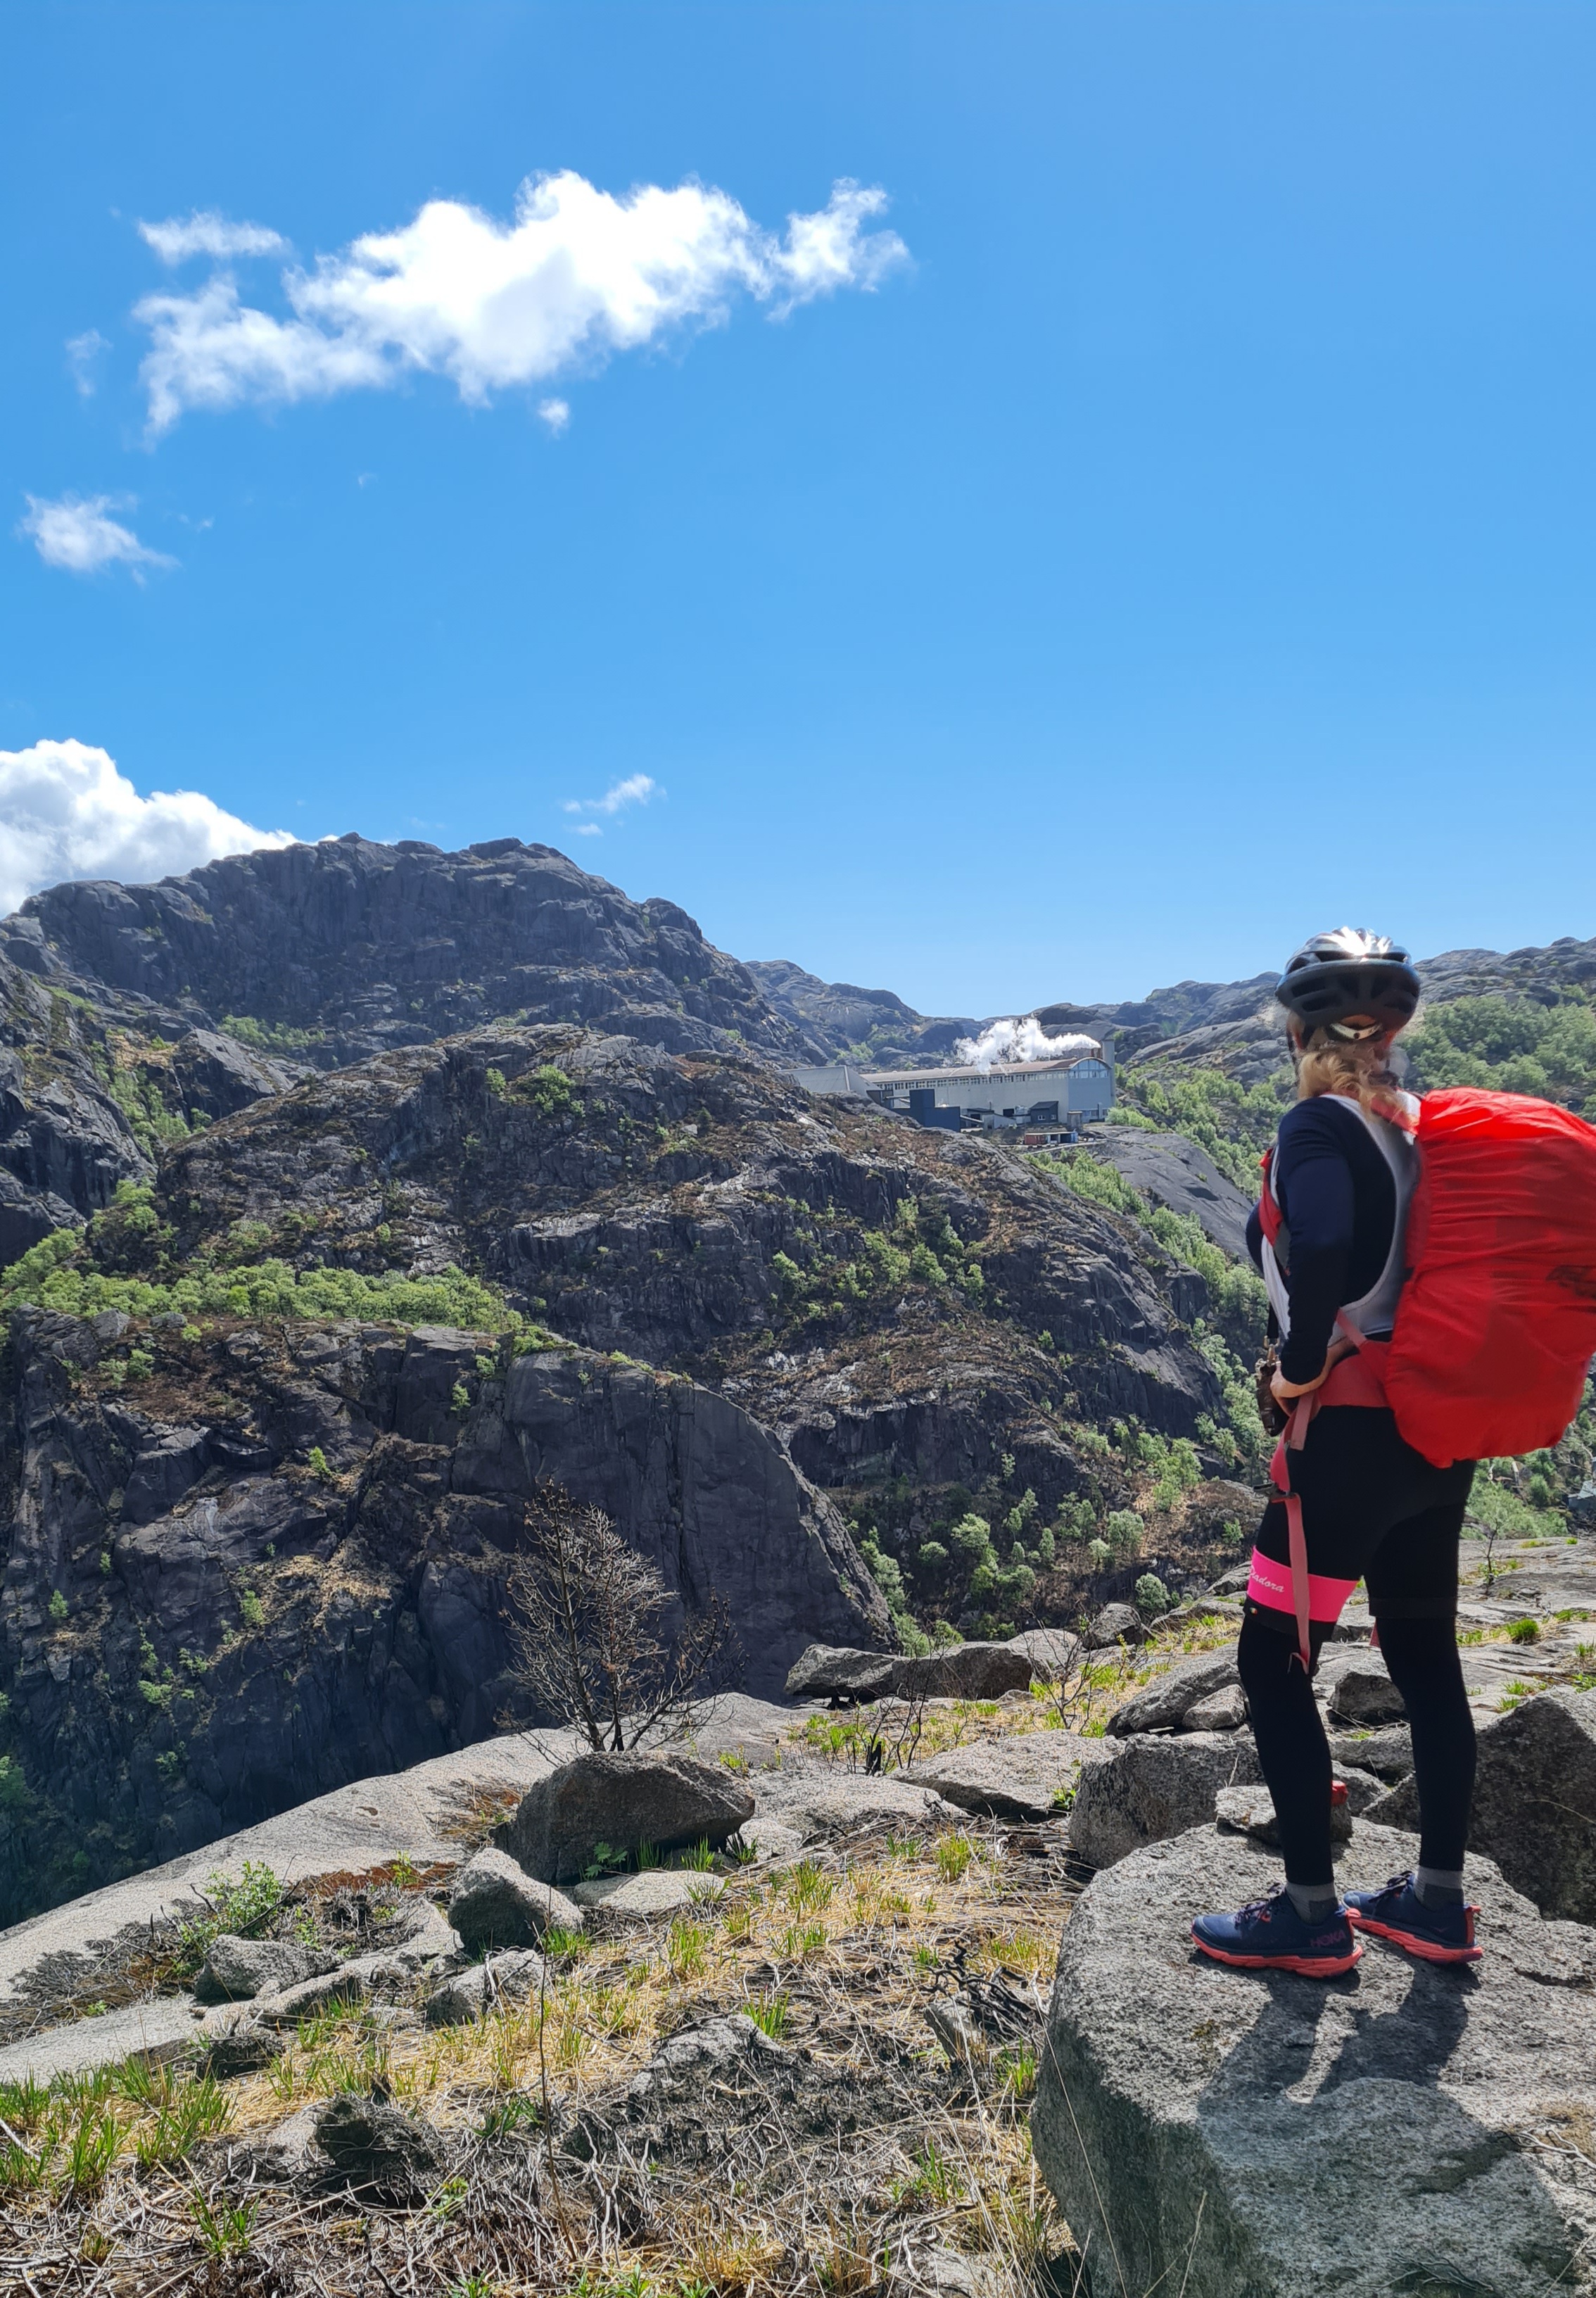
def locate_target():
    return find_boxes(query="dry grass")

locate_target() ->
[0,1820,1083,2296]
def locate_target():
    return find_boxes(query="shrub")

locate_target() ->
[1134,1572,1172,1615]
[47,1591,67,1624]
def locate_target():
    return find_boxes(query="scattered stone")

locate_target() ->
[313,2092,448,2192]
[1209,1562,1252,1596]
[784,1645,897,1702]
[890,1643,1033,1700]
[1084,1602,1148,1650]
[1320,1648,1405,1726]
[422,1947,545,2027]
[1004,1627,1082,1682]
[1183,1682,1246,1731]
[572,1869,723,1919]
[1069,1731,1262,1871]
[885,2245,1006,2298]
[1369,1686,1596,1924]
[1032,1817,1596,2298]
[627,2012,789,2102]
[1326,1724,1413,1784]
[904,1729,1103,1821]
[1215,1782,1352,1846]
[1108,1648,1239,1736]
[195,1933,336,2003]
[448,1848,585,1952]
[500,1750,756,1883]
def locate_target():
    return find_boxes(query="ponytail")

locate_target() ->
[1294,1028,1408,1122]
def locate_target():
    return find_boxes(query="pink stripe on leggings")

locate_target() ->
[1247,1548,1359,1624]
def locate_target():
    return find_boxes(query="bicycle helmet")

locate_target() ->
[1277,928,1420,1037]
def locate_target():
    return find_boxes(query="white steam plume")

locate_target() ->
[954,1016,1101,1071]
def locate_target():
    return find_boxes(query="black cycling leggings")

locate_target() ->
[1239,1610,1476,1888]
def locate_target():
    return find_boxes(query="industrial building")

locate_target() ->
[792,1047,1114,1132]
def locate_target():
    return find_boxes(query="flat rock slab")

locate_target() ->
[0,1995,199,2085]
[756,1774,958,1845]
[571,1870,723,1919]
[905,1731,1107,1820]
[891,1643,1034,1700]
[1032,1818,1596,2298]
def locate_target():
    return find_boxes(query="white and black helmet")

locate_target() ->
[1277,928,1421,1036]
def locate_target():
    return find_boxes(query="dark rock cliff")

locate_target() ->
[0,1306,882,1921]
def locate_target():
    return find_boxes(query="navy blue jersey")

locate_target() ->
[1246,1096,1399,1384]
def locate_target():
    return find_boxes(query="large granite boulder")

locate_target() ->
[1369,1686,1596,1924]
[499,1750,755,1883]
[1070,1731,1262,1871]
[1085,1602,1148,1649]
[1006,1627,1082,1682]
[785,1646,897,1702]
[447,1848,584,1951]
[1108,1648,1239,1736]
[1032,1818,1596,2298]
[891,1643,1033,1700]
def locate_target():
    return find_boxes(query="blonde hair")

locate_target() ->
[1293,1025,1407,1120]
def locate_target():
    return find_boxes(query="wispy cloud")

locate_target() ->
[18,493,177,579]
[562,773,659,837]
[132,173,908,435]
[0,738,293,917]
[538,397,570,434]
[139,210,289,265]
[65,330,110,397]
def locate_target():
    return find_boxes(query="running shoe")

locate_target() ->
[1191,1886,1361,1977]
[1343,1874,1482,1964]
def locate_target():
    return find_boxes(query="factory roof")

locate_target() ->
[861,1049,1103,1090]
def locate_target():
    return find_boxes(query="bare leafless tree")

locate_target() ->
[505,1486,742,1749]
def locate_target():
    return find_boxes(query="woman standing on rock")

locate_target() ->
[1191,928,1483,1975]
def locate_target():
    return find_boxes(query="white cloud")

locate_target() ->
[561,773,659,835]
[955,1017,1103,1071]
[134,172,907,434]
[538,397,570,434]
[139,211,289,264]
[0,739,296,918]
[18,493,177,579]
[65,330,110,396]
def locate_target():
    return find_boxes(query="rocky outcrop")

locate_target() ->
[1032,1819,1596,2298]
[0,1311,878,1922]
[1371,1687,1596,1924]
[1,837,813,1077]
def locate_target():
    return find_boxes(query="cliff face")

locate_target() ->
[0,1304,884,1923]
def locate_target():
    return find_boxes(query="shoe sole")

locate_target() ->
[1190,1928,1362,1978]
[1345,1913,1482,1964]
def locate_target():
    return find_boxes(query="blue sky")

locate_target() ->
[4,4,1595,1016]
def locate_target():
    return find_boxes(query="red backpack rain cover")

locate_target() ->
[1385,1087,1596,1467]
